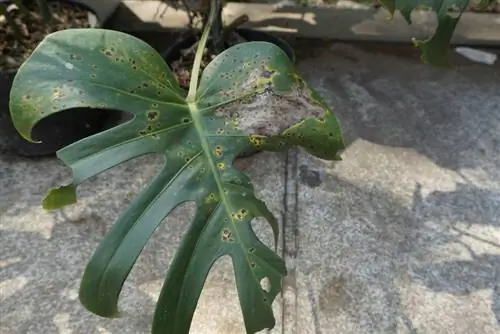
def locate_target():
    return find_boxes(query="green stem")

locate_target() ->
[187,0,218,102]
[211,1,224,54]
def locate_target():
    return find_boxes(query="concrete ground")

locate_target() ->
[1,41,500,333]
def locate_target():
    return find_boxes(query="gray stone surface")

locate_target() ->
[285,42,500,334]
[1,40,500,334]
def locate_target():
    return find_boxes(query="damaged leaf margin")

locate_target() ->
[196,41,345,160]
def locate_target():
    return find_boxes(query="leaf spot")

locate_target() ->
[64,62,74,70]
[231,211,243,221]
[146,110,159,121]
[261,67,276,79]
[222,229,232,241]
[214,147,223,157]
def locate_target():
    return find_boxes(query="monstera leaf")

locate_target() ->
[9,29,344,333]
[380,0,496,66]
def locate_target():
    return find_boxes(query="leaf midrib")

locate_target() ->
[188,101,262,287]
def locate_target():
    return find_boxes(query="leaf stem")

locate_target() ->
[187,0,218,102]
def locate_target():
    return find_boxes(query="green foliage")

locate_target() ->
[380,0,497,66]
[9,28,344,333]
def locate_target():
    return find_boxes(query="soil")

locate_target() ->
[170,31,248,88]
[0,1,91,72]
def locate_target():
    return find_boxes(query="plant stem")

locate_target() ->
[187,0,218,102]
[211,0,224,53]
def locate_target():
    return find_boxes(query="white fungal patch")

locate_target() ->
[215,85,324,136]
[64,62,74,70]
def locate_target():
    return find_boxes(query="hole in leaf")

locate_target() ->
[260,277,271,293]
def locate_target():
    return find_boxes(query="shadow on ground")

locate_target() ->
[293,42,500,333]
[295,167,500,332]
[410,182,500,326]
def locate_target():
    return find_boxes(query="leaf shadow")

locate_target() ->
[298,166,500,332]
[410,182,500,326]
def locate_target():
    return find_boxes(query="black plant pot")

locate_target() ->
[0,0,121,157]
[162,28,296,69]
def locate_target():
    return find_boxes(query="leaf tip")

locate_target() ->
[79,290,121,319]
[42,184,77,210]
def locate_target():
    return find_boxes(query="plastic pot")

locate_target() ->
[0,0,121,157]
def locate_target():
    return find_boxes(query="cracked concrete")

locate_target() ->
[1,41,500,333]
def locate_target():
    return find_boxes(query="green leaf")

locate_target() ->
[9,29,344,333]
[475,0,497,10]
[380,0,471,66]
[42,185,77,210]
